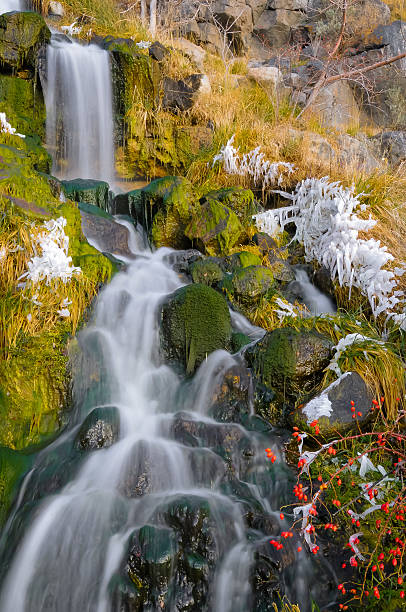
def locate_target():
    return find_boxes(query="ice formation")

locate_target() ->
[20,217,81,285]
[213,136,295,189]
[61,22,82,36]
[253,177,405,323]
[136,41,152,49]
[328,333,384,376]
[0,112,25,138]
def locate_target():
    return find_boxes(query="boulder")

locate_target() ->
[312,81,360,130]
[336,134,381,173]
[173,37,206,70]
[48,1,64,18]
[162,74,206,112]
[160,283,232,373]
[246,327,332,396]
[148,41,169,62]
[79,206,134,259]
[222,265,275,300]
[226,251,262,270]
[247,60,283,86]
[202,187,256,224]
[76,406,121,451]
[190,257,225,286]
[61,179,110,211]
[371,131,406,166]
[0,11,50,71]
[297,371,373,434]
[253,10,291,49]
[210,0,254,52]
[185,198,243,255]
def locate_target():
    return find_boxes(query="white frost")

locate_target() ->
[136,40,152,49]
[213,135,295,189]
[20,217,81,284]
[328,333,384,376]
[253,177,405,323]
[0,112,25,138]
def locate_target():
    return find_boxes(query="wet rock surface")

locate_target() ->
[76,406,121,451]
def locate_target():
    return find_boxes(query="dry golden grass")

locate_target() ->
[384,0,406,20]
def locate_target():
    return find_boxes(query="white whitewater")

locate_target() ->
[0,0,24,13]
[45,36,115,182]
[0,230,327,611]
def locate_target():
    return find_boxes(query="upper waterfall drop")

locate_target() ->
[45,35,115,183]
[0,0,24,13]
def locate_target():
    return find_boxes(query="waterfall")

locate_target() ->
[0,0,24,13]
[45,35,115,183]
[0,229,335,611]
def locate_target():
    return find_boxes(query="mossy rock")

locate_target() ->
[61,179,110,211]
[190,257,224,286]
[117,176,199,249]
[185,198,242,255]
[203,187,257,224]
[0,75,47,139]
[160,283,232,374]
[245,327,333,398]
[227,250,262,270]
[0,11,51,71]
[269,259,295,283]
[222,265,275,301]
[0,445,32,526]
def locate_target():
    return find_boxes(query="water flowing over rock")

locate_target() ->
[45,36,115,182]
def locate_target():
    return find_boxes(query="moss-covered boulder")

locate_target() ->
[0,11,50,71]
[222,265,275,301]
[269,259,295,283]
[190,257,224,286]
[203,187,257,224]
[0,75,47,139]
[246,327,332,397]
[185,198,242,255]
[61,179,110,211]
[227,250,262,270]
[115,176,199,249]
[160,284,232,373]
[231,332,252,353]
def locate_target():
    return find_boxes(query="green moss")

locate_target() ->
[229,251,262,269]
[231,332,252,352]
[222,265,275,301]
[61,179,110,211]
[0,331,70,450]
[204,187,257,224]
[161,283,232,374]
[185,198,243,255]
[0,11,51,70]
[0,75,47,139]
[0,445,32,526]
[190,258,224,286]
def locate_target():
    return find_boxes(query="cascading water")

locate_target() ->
[0,0,24,14]
[293,268,336,316]
[0,224,337,611]
[45,36,115,182]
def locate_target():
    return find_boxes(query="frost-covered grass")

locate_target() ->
[213,135,295,192]
[0,113,24,139]
[253,177,406,326]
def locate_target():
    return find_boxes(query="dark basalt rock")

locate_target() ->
[76,406,120,451]
[163,249,203,274]
[297,371,374,434]
[149,41,169,62]
[246,327,332,397]
[208,362,253,423]
[162,74,203,112]
[80,208,134,259]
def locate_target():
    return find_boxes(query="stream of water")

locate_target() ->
[0,224,336,610]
